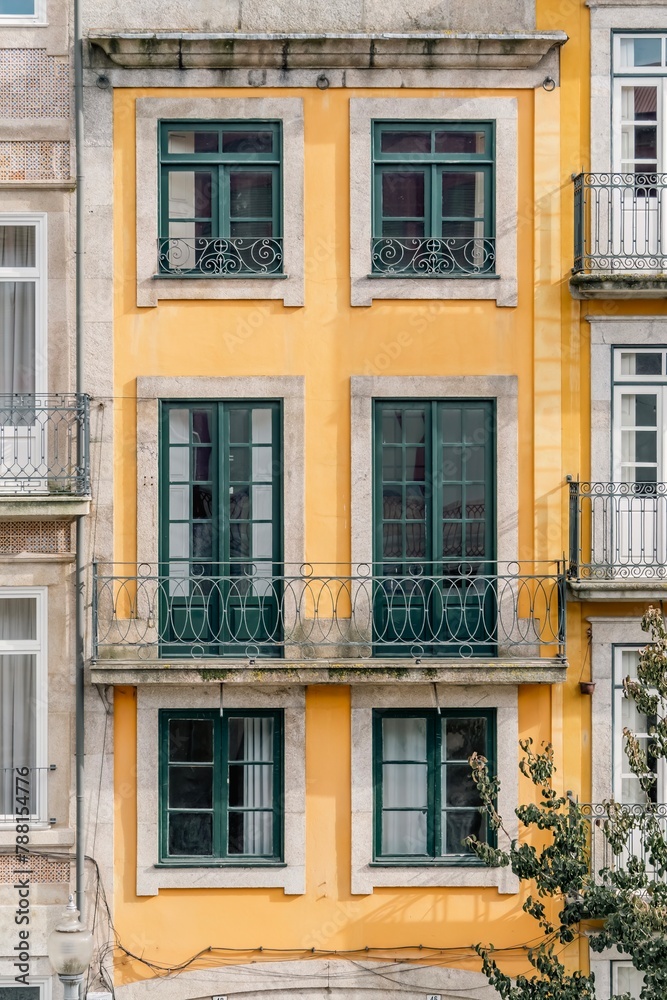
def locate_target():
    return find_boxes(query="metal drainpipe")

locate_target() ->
[73,0,86,923]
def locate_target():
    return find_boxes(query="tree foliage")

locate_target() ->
[467,608,667,1000]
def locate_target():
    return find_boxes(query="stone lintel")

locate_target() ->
[88,30,567,71]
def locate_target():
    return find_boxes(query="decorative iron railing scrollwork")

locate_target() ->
[371,237,496,276]
[158,237,283,276]
[0,393,90,495]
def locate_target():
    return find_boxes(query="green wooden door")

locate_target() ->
[160,402,282,656]
[373,400,496,656]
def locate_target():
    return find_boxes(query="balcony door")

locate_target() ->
[0,217,47,492]
[613,36,667,263]
[373,400,496,656]
[160,401,282,656]
[612,349,667,572]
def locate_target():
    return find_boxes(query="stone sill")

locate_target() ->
[0,180,76,190]
[569,579,667,601]
[570,273,667,299]
[90,657,568,686]
[0,496,91,519]
[88,30,567,71]
[0,827,74,847]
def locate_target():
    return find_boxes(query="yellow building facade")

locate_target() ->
[76,1,667,997]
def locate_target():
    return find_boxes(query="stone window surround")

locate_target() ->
[350,683,519,894]
[349,97,518,308]
[350,375,519,568]
[0,586,48,828]
[0,0,46,26]
[135,376,305,569]
[136,684,306,895]
[135,97,304,308]
[0,212,48,395]
[589,7,667,174]
[589,316,667,483]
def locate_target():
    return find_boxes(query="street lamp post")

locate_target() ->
[47,895,94,1000]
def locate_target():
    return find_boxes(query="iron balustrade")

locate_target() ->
[0,394,90,495]
[371,237,496,276]
[93,561,566,661]
[573,172,667,273]
[580,802,667,883]
[569,480,667,580]
[158,237,284,276]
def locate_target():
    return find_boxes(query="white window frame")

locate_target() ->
[0,587,48,828]
[613,645,667,804]
[0,0,47,26]
[0,213,48,397]
[612,33,667,173]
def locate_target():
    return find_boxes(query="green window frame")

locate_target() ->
[159,708,284,864]
[371,120,495,276]
[158,120,283,276]
[372,708,496,863]
[159,400,283,657]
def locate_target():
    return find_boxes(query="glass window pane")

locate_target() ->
[169,447,189,481]
[252,408,272,444]
[167,131,219,154]
[435,131,486,154]
[168,171,213,219]
[0,653,36,815]
[632,86,658,122]
[168,718,213,761]
[230,172,273,218]
[229,716,274,760]
[0,282,35,396]
[444,717,487,760]
[382,763,428,807]
[382,172,425,218]
[192,484,212,519]
[444,763,482,806]
[632,38,662,68]
[443,484,463,518]
[222,131,274,153]
[169,522,189,559]
[380,131,431,153]
[0,226,36,267]
[444,810,482,853]
[194,446,212,481]
[442,171,485,218]
[405,446,426,481]
[170,484,189,520]
[382,410,403,443]
[228,763,273,807]
[168,812,213,855]
[192,410,211,443]
[404,409,426,443]
[228,810,273,854]
[168,409,189,445]
[192,522,213,559]
[382,447,402,482]
[466,521,485,557]
[252,446,273,482]
[615,964,645,999]
[0,0,35,11]
[0,598,36,640]
[168,765,213,808]
[230,408,250,443]
[619,352,662,376]
[252,484,272,520]
[382,810,427,855]
[382,716,427,759]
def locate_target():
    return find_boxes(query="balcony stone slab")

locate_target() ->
[0,495,91,520]
[88,31,567,71]
[568,579,667,602]
[90,656,568,686]
[570,273,667,300]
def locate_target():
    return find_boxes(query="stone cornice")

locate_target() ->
[88,30,567,71]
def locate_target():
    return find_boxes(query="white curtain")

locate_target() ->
[0,226,36,399]
[0,598,37,816]
[232,716,273,854]
[382,717,428,855]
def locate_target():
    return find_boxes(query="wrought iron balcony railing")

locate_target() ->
[573,172,667,273]
[158,237,284,276]
[581,802,667,883]
[568,480,667,581]
[93,561,565,661]
[0,394,90,496]
[371,236,496,276]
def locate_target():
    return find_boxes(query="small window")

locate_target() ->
[159,709,283,863]
[0,589,47,825]
[371,121,495,276]
[0,0,46,22]
[158,121,283,277]
[373,709,495,862]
